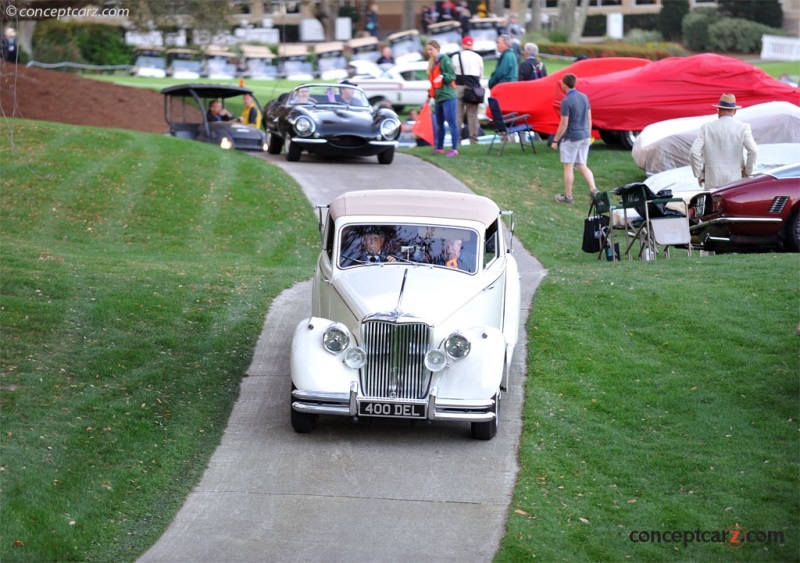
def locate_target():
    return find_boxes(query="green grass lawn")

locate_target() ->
[2,54,798,561]
[0,122,319,561]
[407,141,799,561]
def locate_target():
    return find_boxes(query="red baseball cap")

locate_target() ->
[462,36,474,47]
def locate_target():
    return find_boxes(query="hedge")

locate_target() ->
[540,41,688,60]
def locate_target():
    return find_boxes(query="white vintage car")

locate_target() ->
[290,189,521,440]
[347,60,431,111]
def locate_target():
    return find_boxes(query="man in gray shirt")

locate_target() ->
[550,73,598,204]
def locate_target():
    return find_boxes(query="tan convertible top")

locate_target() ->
[328,189,500,228]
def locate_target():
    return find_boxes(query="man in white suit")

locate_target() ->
[690,93,758,190]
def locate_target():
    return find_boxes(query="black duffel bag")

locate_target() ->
[582,201,609,253]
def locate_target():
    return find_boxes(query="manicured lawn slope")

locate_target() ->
[410,141,799,562]
[0,122,318,561]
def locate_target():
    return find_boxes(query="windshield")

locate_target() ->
[392,38,421,58]
[136,56,166,69]
[351,49,380,62]
[172,60,202,71]
[289,85,369,107]
[339,224,479,273]
[471,27,499,42]
[318,55,347,72]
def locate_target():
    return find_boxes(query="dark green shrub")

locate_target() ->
[75,25,131,66]
[547,29,569,43]
[681,9,716,52]
[718,0,782,28]
[707,17,785,54]
[658,0,689,41]
[338,5,360,24]
[32,20,131,66]
[584,15,606,37]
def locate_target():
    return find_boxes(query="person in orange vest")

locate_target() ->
[426,40,459,156]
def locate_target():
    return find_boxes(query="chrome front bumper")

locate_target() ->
[291,382,495,423]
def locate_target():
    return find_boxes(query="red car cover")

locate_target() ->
[557,53,800,133]
[489,57,650,135]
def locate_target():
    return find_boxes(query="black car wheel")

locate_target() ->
[619,130,641,151]
[267,132,283,155]
[471,392,499,440]
[286,140,302,162]
[599,129,621,146]
[377,147,394,165]
[787,212,800,252]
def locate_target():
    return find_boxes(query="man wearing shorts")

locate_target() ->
[550,73,598,204]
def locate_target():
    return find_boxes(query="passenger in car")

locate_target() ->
[444,239,474,272]
[290,87,311,104]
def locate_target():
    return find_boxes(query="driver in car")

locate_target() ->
[361,229,396,263]
[338,82,366,107]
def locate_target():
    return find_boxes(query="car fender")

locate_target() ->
[290,317,358,393]
[436,325,506,400]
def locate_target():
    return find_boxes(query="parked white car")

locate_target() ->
[632,101,800,176]
[290,189,521,440]
[348,60,431,111]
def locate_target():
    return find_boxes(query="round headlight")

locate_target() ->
[322,324,350,354]
[344,346,367,369]
[220,137,233,150]
[294,116,315,137]
[444,333,471,360]
[424,349,447,372]
[380,118,401,140]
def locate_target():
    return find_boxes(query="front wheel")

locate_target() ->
[598,129,621,146]
[471,392,499,440]
[267,132,283,154]
[286,140,302,162]
[377,147,395,165]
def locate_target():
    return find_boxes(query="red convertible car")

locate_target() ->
[493,54,799,150]
[688,162,800,253]
[488,57,649,137]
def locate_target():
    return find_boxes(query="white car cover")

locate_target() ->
[632,101,800,176]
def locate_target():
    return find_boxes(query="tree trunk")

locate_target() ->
[569,0,590,43]
[557,0,575,35]
[529,0,542,33]
[403,0,416,31]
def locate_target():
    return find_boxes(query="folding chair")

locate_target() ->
[486,97,536,156]
[614,183,692,260]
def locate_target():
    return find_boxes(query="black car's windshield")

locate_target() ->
[339,224,479,272]
[289,85,369,107]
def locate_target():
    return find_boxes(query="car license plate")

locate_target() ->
[359,401,426,418]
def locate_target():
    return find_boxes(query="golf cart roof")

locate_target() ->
[161,84,254,99]
[240,44,275,59]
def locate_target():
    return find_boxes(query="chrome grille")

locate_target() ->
[768,196,789,214]
[361,321,432,400]
[330,135,368,148]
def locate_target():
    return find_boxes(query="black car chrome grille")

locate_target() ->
[235,137,263,148]
[330,135,368,148]
[768,196,789,214]
[361,321,432,400]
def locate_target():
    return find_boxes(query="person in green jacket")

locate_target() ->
[488,34,518,89]
[426,39,460,156]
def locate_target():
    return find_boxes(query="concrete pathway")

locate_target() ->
[140,152,546,562]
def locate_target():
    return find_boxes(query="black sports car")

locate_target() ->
[263,83,401,164]
[161,84,268,152]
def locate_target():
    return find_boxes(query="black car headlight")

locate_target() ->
[294,116,315,137]
[379,118,401,140]
[444,332,471,360]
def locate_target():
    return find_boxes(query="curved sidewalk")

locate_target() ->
[140,152,546,562]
